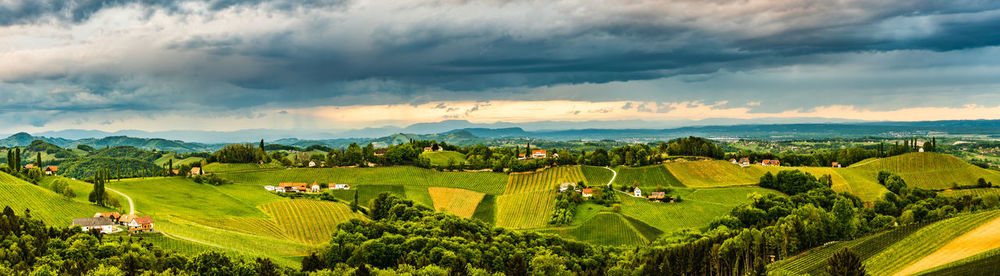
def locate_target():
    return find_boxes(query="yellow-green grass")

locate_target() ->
[126,232,253,260]
[865,210,1000,275]
[612,165,684,188]
[154,153,205,167]
[851,153,1000,190]
[153,216,310,267]
[940,188,1000,198]
[327,185,406,207]
[0,172,116,227]
[504,166,585,194]
[769,221,931,275]
[541,212,648,247]
[580,166,613,186]
[896,214,1000,275]
[203,162,283,173]
[259,199,366,245]
[619,187,781,234]
[919,247,1000,276]
[471,195,496,224]
[221,167,508,195]
[495,190,556,229]
[420,151,467,166]
[832,169,889,202]
[108,177,273,218]
[403,186,434,208]
[665,160,775,187]
[39,176,130,213]
[427,187,486,218]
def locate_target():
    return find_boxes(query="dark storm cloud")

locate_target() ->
[0,0,346,26]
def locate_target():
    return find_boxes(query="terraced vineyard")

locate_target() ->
[543,212,648,247]
[921,247,1000,275]
[612,165,684,188]
[665,160,773,187]
[504,166,585,194]
[428,187,486,218]
[865,210,1000,275]
[495,190,556,229]
[580,166,614,186]
[896,214,1000,275]
[769,221,931,275]
[222,167,508,194]
[850,153,1000,190]
[940,188,1000,198]
[260,199,365,245]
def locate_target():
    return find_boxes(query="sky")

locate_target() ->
[3,0,1000,134]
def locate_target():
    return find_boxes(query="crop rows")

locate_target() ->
[178,216,288,241]
[155,217,310,268]
[555,213,647,247]
[769,221,930,275]
[260,199,364,245]
[895,212,1000,275]
[427,187,485,218]
[613,165,685,188]
[664,160,765,187]
[0,172,110,226]
[940,188,1000,198]
[580,166,613,186]
[851,153,1000,190]
[495,190,556,229]
[865,210,1000,275]
[921,247,1000,276]
[504,166,584,194]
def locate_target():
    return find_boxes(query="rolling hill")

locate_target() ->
[850,153,1000,190]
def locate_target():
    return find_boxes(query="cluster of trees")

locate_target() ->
[48,179,77,199]
[192,174,229,186]
[87,168,120,209]
[664,136,725,159]
[727,137,938,168]
[758,170,833,195]
[0,206,292,275]
[209,143,269,164]
[550,188,584,225]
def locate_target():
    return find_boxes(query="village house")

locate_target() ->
[330,183,351,190]
[730,158,737,164]
[189,167,202,176]
[308,160,317,167]
[264,185,277,192]
[311,183,321,192]
[24,163,34,169]
[531,149,547,159]
[739,158,751,167]
[44,166,58,175]
[633,187,642,197]
[559,182,576,192]
[125,216,154,233]
[119,214,134,226]
[761,159,781,167]
[94,212,122,224]
[517,153,527,160]
[582,188,593,198]
[72,217,115,234]
[832,162,841,168]
[278,183,308,193]
[648,192,667,202]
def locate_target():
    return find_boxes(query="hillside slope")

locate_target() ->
[0,172,114,226]
[850,153,1000,190]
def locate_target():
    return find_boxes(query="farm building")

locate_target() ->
[582,188,593,198]
[730,158,737,164]
[559,182,577,192]
[517,153,527,160]
[330,183,351,190]
[648,192,667,201]
[310,183,321,192]
[633,187,642,197]
[44,166,58,175]
[125,216,155,233]
[308,161,317,167]
[531,150,547,158]
[832,162,841,168]
[94,212,122,223]
[264,185,277,192]
[72,217,116,233]
[279,183,308,193]
[24,164,34,169]
[760,159,781,167]
[189,167,202,176]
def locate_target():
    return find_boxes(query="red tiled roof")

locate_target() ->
[45,166,58,172]
[532,150,546,154]
[581,188,593,194]
[133,216,154,224]
[279,183,308,188]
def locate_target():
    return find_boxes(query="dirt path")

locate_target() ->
[105,187,135,215]
[604,166,617,187]
[895,215,1000,275]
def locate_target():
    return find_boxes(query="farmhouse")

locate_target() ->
[517,153,527,160]
[119,214,134,225]
[739,158,750,167]
[648,192,667,201]
[308,161,317,167]
[559,182,577,192]
[730,158,737,164]
[582,188,593,198]
[264,185,277,192]
[278,183,308,193]
[311,183,321,192]
[190,167,202,176]
[44,166,58,175]
[330,183,351,190]
[761,159,781,167]
[531,149,547,159]
[832,162,841,168]
[125,216,154,233]
[72,217,115,234]
[633,187,642,197]
[94,212,122,223]
[24,163,34,169]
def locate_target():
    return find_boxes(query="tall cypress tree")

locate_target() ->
[36,152,42,168]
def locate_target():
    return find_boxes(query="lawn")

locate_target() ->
[40,176,131,213]
[420,151,467,166]
[203,162,283,173]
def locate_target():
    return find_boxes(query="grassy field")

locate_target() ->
[39,176,130,213]
[832,169,888,202]
[203,162,283,173]
[580,166,613,186]
[221,167,508,194]
[154,153,205,167]
[865,210,1000,275]
[541,212,648,247]
[0,173,117,227]
[769,221,931,275]
[471,195,496,224]
[420,151,467,166]
[427,187,486,218]
[495,190,556,229]
[504,166,586,194]
[327,185,406,207]
[850,153,1000,190]
[612,165,684,189]
[618,186,781,234]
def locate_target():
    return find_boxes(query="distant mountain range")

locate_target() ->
[3,119,999,152]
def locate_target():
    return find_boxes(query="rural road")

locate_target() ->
[604,166,617,187]
[106,187,135,215]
